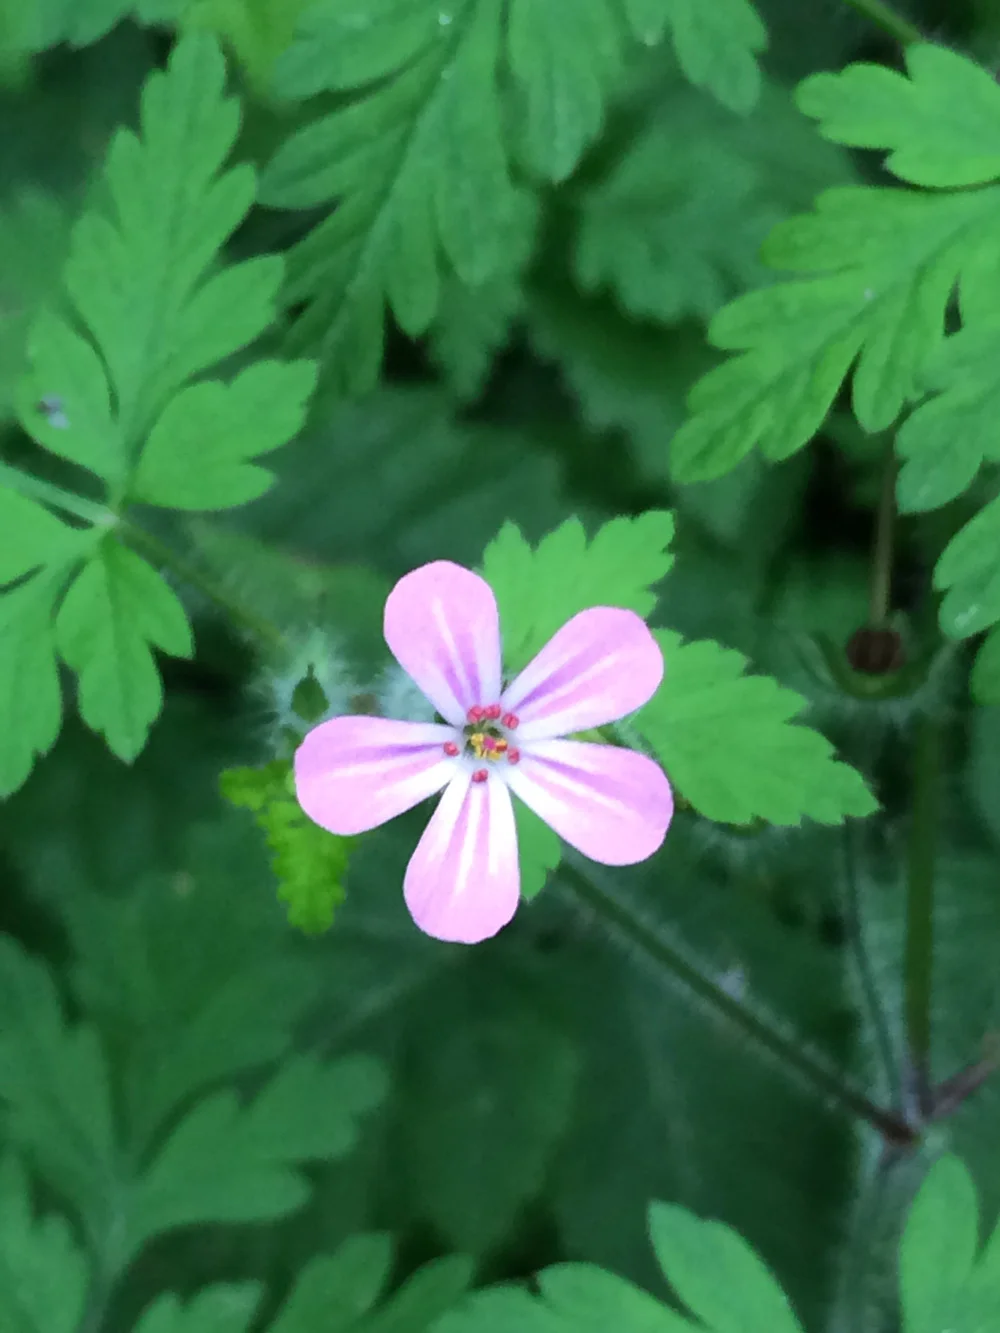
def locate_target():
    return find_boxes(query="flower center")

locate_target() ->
[441,703,521,777]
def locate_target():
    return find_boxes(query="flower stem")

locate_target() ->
[904,716,939,1114]
[869,442,897,627]
[121,522,286,651]
[0,460,113,527]
[561,859,917,1146]
[842,0,923,44]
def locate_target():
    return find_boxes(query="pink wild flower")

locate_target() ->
[294,561,673,944]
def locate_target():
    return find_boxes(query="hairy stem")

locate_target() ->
[869,443,898,627]
[842,0,923,44]
[561,860,917,1146]
[904,716,939,1114]
[122,521,286,651]
[0,461,113,527]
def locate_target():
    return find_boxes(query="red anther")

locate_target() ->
[493,737,508,753]
[467,705,486,723]
[507,747,520,765]
[501,712,519,729]
[443,741,460,756]
[485,703,502,720]
[472,768,489,783]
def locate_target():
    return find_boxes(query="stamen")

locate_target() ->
[467,705,486,723]
[507,747,521,764]
[492,737,508,754]
[501,712,519,729]
[472,769,489,783]
[443,741,459,756]
[484,703,502,720]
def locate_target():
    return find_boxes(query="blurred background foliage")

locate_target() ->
[3,1,1000,1331]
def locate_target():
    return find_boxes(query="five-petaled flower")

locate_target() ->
[294,561,673,944]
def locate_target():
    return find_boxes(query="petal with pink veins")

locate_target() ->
[404,770,520,943]
[295,716,457,836]
[502,608,664,742]
[384,561,502,727]
[505,739,672,865]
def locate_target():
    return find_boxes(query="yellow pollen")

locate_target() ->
[469,731,508,761]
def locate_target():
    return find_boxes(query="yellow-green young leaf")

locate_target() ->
[900,1156,979,1333]
[133,360,317,511]
[483,511,675,675]
[0,491,84,583]
[671,185,1000,483]
[506,0,625,183]
[129,1054,386,1259]
[633,630,876,825]
[55,541,194,762]
[221,761,351,933]
[648,1203,804,1333]
[132,1286,261,1333]
[0,575,63,798]
[935,495,1000,640]
[799,44,1000,189]
[0,1155,88,1333]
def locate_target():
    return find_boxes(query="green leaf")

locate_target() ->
[514,799,561,901]
[483,511,675,675]
[537,1265,691,1330]
[133,1286,262,1333]
[268,1234,395,1333]
[506,0,624,183]
[62,844,321,1152]
[0,491,84,585]
[19,310,122,483]
[572,79,852,328]
[0,575,64,798]
[899,1156,979,1333]
[633,630,877,824]
[129,1053,386,1257]
[0,192,71,423]
[55,539,194,761]
[934,494,1000,640]
[655,0,768,115]
[648,1202,804,1333]
[0,937,116,1237]
[798,44,1000,188]
[0,1155,89,1333]
[401,969,579,1253]
[263,0,521,395]
[971,626,1000,703]
[354,1254,475,1332]
[895,322,1000,512]
[222,760,351,932]
[18,33,297,506]
[670,185,1000,482]
[132,360,317,511]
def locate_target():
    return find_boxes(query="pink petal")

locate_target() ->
[295,716,457,835]
[501,608,664,742]
[404,770,520,943]
[506,739,672,865]
[384,561,502,727]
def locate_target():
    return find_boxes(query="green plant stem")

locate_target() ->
[905,716,939,1115]
[561,860,917,1146]
[122,521,286,651]
[0,460,113,526]
[869,444,897,627]
[842,0,923,44]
